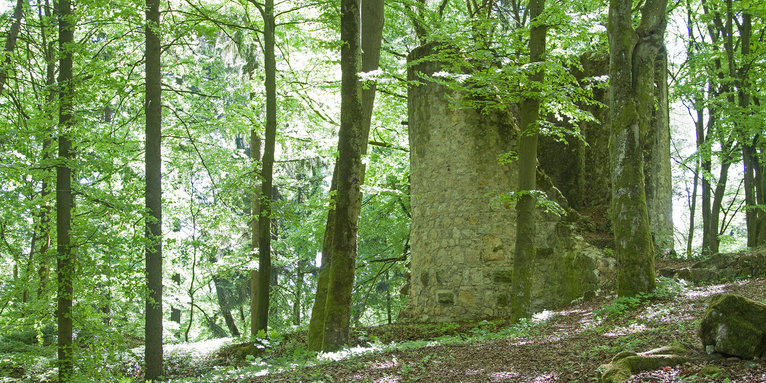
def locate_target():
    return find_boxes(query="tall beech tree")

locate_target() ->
[320,0,364,352]
[145,0,164,378]
[607,0,666,296]
[253,0,277,334]
[308,0,384,351]
[56,0,75,379]
[509,0,546,322]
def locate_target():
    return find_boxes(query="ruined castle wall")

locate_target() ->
[400,44,616,322]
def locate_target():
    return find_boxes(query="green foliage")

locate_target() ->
[595,277,689,320]
[492,189,567,217]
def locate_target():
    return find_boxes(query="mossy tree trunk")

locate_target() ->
[510,0,546,322]
[321,0,364,352]
[607,0,666,297]
[56,0,75,379]
[308,0,383,352]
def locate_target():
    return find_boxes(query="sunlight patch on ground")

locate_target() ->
[682,283,728,299]
[318,343,385,362]
[369,359,400,370]
[488,370,520,381]
[165,337,233,357]
[604,322,649,337]
[638,303,696,324]
[463,368,486,375]
[534,310,556,321]
[130,337,234,359]
[530,373,559,382]
[373,376,401,383]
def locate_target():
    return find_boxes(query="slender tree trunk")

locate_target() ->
[144,0,163,377]
[294,260,303,325]
[607,0,665,297]
[250,132,261,337]
[709,157,732,254]
[255,0,276,334]
[213,276,241,337]
[700,112,713,254]
[385,270,392,324]
[735,11,762,247]
[510,0,545,322]
[307,168,337,351]
[56,0,75,378]
[0,0,25,96]
[359,0,384,158]
[322,0,364,352]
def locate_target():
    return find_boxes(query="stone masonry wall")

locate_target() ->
[400,43,616,322]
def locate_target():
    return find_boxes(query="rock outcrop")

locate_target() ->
[698,293,766,359]
[660,250,766,283]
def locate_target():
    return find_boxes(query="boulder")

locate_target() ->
[598,345,691,383]
[698,293,766,359]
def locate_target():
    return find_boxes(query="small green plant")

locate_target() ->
[594,277,688,320]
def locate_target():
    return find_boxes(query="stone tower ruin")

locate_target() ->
[399,44,618,322]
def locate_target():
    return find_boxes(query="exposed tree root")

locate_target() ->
[598,345,723,383]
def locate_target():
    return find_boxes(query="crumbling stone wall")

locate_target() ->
[400,43,616,322]
[537,50,674,253]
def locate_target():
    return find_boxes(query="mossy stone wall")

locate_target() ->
[400,43,617,322]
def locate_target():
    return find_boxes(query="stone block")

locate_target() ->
[699,294,766,358]
[458,291,474,307]
[493,269,514,284]
[436,290,454,306]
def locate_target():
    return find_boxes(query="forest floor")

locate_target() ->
[230,257,766,383]
[4,258,766,382]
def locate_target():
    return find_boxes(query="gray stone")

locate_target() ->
[698,294,766,358]
[399,43,618,322]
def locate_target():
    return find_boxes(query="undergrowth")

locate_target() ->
[594,277,690,321]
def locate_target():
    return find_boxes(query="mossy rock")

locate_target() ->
[698,293,766,359]
[215,341,266,361]
[598,345,691,383]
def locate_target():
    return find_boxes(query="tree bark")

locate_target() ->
[322,0,364,352]
[144,0,163,377]
[509,0,545,322]
[607,0,665,297]
[308,0,383,351]
[255,0,276,334]
[307,167,337,351]
[56,0,75,378]
[250,132,261,337]
[0,0,25,96]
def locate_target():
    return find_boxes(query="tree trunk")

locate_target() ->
[213,276,241,337]
[144,0,164,377]
[607,0,665,297]
[294,260,303,326]
[0,0,25,96]
[250,132,261,337]
[308,0,383,351]
[255,0,276,334]
[736,11,763,248]
[700,112,713,254]
[709,156,732,254]
[56,0,75,378]
[509,0,546,323]
[322,0,364,352]
[307,168,337,351]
